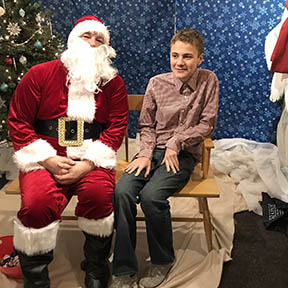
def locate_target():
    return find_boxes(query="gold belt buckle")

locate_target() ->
[58,117,84,147]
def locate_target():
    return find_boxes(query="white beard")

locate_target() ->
[60,38,118,122]
[61,38,117,94]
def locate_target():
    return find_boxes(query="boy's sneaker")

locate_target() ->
[109,274,138,288]
[138,260,175,288]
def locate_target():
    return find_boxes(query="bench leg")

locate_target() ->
[199,197,213,252]
[198,197,203,214]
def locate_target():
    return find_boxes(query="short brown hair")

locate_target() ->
[170,28,204,56]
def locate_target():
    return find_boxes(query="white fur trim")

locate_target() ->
[270,72,285,102]
[68,20,110,47]
[82,140,116,169]
[78,212,114,237]
[13,139,57,172]
[67,139,93,159]
[269,72,288,113]
[67,90,95,122]
[13,217,60,256]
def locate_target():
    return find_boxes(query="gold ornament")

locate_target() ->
[19,8,25,17]
[7,22,21,36]
[0,6,5,16]
[19,55,27,65]
[35,13,42,23]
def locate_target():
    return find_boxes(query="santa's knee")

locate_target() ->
[18,198,60,229]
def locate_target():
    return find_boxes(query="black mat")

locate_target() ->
[219,211,288,288]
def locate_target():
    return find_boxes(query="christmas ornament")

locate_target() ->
[4,57,12,65]
[0,97,6,109]
[7,22,21,36]
[34,40,43,49]
[19,8,25,17]
[9,82,16,88]
[13,57,17,71]
[0,6,5,16]
[19,55,27,65]
[35,13,42,23]
[0,83,8,92]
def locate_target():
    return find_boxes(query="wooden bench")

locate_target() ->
[4,94,220,252]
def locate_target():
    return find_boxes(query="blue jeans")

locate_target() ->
[112,148,196,276]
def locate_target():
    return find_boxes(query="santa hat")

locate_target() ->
[265,1,288,72]
[67,15,110,47]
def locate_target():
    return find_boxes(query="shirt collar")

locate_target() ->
[173,69,199,92]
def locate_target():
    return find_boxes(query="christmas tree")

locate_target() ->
[0,0,64,141]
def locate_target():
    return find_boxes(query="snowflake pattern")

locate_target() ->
[40,0,284,142]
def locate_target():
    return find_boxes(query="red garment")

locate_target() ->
[270,3,288,72]
[270,17,288,73]
[8,59,128,162]
[18,168,115,229]
[8,59,128,229]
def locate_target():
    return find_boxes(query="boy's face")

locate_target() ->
[170,40,203,83]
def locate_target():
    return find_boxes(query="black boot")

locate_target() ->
[81,232,113,288]
[16,249,54,288]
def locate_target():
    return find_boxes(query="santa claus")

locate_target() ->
[8,15,128,288]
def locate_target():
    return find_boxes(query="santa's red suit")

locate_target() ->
[8,15,128,288]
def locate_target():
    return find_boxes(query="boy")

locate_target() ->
[111,28,219,288]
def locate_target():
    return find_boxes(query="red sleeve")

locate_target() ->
[98,75,129,151]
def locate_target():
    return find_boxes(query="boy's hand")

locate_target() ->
[125,157,151,178]
[161,148,179,173]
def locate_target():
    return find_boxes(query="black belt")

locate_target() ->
[34,118,105,143]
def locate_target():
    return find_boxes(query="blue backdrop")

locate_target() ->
[41,0,284,142]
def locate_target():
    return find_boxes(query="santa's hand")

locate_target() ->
[39,156,75,175]
[54,160,94,185]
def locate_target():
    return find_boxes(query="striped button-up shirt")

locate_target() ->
[137,68,219,162]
